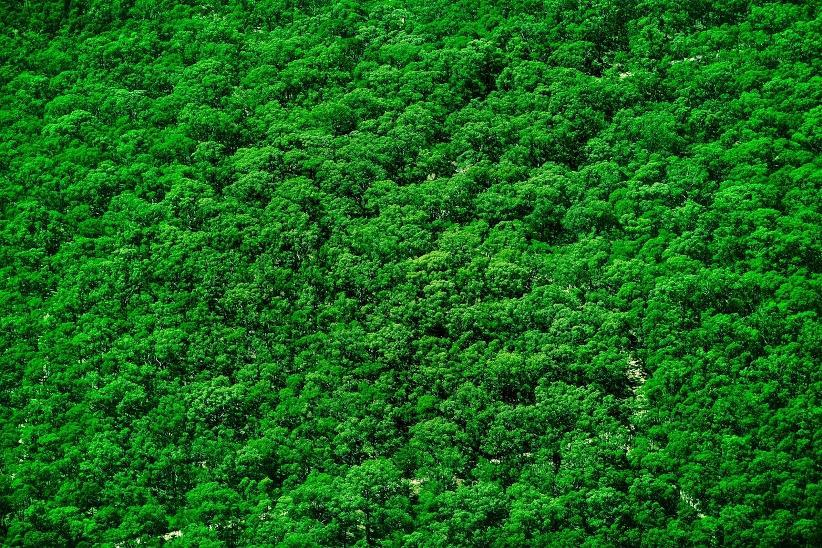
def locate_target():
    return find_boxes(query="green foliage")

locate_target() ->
[1,0,820,545]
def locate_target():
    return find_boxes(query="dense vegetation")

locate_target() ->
[1,0,820,545]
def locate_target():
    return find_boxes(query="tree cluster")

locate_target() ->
[1,0,820,545]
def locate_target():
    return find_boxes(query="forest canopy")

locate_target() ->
[0,0,820,545]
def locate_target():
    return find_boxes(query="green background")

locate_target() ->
[0,0,819,545]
